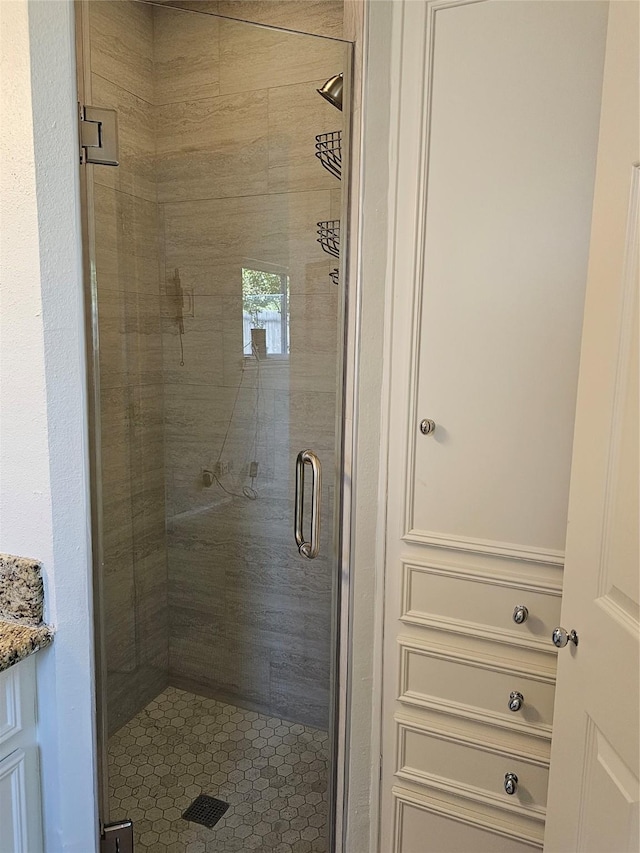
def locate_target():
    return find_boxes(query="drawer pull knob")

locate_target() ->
[420,418,436,435]
[552,626,579,648]
[504,772,518,795]
[512,605,529,624]
[508,691,524,712]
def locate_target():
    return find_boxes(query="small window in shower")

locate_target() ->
[242,266,290,358]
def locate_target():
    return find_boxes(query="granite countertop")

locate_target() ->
[0,554,54,673]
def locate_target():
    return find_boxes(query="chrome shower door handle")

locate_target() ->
[295,450,322,559]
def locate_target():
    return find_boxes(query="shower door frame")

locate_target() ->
[74,1,365,850]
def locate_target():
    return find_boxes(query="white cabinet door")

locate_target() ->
[0,659,43,853]
[0,747,43,853]
[0,749,30,853]
[544,3,640,850]
[405,0,607,562]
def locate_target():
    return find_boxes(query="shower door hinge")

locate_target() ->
[79,104,119,166]
[100,819,134,853]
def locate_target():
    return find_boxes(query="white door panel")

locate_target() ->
[407,0,608,557]
[545,3,640,850]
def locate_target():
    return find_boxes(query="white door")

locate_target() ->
[544,3,640,850]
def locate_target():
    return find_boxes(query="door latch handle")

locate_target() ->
[552,626,579,648]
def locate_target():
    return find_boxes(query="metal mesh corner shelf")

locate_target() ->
[315,131,342,180]
[317,220,340,259]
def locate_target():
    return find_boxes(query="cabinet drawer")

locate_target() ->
[400,640,555,729]
[402,562,561,648]
[394,789,542,853]
[398,720,549,809]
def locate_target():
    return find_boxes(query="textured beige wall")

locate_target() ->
[89,0,169,735]
[154,3,347,726]
[1,0,98,844]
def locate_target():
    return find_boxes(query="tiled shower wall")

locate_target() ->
[90,1,169,735]
[91,0,346,734]
[155,0,344,39]
[155,5,346,727]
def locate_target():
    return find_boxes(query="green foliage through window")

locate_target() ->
[242,268,289,356]
[242,269,286,327]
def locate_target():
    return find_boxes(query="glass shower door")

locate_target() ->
[79,1,350,850]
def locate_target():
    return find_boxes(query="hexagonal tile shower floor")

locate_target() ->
[107,686,329,852]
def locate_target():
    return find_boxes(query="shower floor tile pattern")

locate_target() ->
[107,687,329,852]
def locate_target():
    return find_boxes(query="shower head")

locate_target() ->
[317,73,343,111]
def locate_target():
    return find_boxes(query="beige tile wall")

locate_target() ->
[89,0,169,735]
[153,0,344,40]
[154,4,347,727]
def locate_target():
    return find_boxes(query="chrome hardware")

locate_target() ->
[80,105,119,166]
[101,820,133,853]
[317,72,344,111]
[420,418,436,435]
[552,626,579,648]
[504,773,518,795]
[508,691,524,712]
[512,605,529,624]
[295,450,321,559]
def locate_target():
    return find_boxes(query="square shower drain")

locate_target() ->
[182,794,229,829]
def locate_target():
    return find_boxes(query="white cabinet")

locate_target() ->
[378,1,609,851]
[0,657,43,853]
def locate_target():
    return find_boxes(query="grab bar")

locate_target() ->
[295,450,322,559]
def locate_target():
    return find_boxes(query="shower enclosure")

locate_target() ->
[77,2,352,850]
